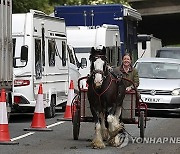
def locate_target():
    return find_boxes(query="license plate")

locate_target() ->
[143,97,161,103]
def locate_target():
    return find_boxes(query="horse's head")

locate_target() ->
[89,46,108,88]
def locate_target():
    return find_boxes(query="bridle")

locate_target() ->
[90,54,108,80]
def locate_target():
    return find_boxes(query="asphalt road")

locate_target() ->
[1,112,180,154]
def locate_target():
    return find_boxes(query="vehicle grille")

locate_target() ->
[147,103,180,109]
[138,89,172,95]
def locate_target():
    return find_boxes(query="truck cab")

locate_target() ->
[54,4,142,63]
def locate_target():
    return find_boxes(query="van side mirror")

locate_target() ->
[21,45,28,62]
[81,58,87,69]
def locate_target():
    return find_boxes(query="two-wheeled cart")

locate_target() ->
[71,76,147,140]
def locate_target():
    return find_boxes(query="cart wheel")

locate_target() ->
[73,109,80,140]
[139,111,145,140]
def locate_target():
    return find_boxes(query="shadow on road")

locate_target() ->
[147,111,180,118]
[9,113,34,123]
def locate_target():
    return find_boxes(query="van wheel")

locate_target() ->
[45,96,56,118]
[6,93,12,121]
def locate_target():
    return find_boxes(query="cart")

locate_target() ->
[71,76,147,140]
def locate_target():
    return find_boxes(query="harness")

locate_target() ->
[89,53,123,107]
[91,72,118,106]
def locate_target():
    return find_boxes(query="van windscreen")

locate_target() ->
[74,48,91,53]
[156,50,180,59]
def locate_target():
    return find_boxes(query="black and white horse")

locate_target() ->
[87,46,126,148]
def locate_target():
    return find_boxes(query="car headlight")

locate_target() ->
[172,89,180,96]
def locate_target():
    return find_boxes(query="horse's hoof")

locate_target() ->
[108,134,123,147]
[91,140,106,149]
[108,126,123,142]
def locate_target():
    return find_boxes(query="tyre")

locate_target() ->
[45,95,56,118]
[6,92,12,121]
[139,111,145,140]
[73,110,80,140]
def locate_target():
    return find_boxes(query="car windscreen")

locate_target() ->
[74,48,91,53]
[135,62,180,79]
[156,50,180,59]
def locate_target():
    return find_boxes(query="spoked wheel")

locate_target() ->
[73,109,81,140]
[139,111,145,140]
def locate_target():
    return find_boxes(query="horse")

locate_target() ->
[87,46,126,148]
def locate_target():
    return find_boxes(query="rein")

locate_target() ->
[92,73,118,104]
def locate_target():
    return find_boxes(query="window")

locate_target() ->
[13,39,16,58]
[35,39,42,79]
[106,47,114,66]
[62,41,66,66]
[106,47,111,64]
[42,27,45,66]
[67,45,75,65]
[48,40,55,66]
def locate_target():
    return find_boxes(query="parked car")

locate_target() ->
[134,57,180,116]
[156,47,180,59]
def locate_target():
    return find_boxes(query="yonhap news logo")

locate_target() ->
[131,137,180,144]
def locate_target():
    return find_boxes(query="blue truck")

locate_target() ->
[54,4,142,63]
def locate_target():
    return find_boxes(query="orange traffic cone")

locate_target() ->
[64,80,75,119]
[24,84,52,131]
[0,89,18,145]
[57,80,75,121]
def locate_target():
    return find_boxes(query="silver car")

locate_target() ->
[134,57,180,115]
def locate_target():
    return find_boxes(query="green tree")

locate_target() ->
[13,0,51,13]
[13,0,129,14]
[49,0,128,5]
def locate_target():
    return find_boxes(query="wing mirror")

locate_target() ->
[13,45,28,68]
[21,45,28,62]
[81,58,87,69]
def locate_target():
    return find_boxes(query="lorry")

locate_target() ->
[66,24,121,88]
[54,4,142,63]
[12,10,85,118]
[0,0,13,119]
[137,34,162,58]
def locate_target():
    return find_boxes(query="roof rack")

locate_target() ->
[30,9,47,16]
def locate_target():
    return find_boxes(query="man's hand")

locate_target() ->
[126,86,132,91]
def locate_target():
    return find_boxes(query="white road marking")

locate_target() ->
[11,132,34,141]
[11,121,65,141]
[47,121,65,128]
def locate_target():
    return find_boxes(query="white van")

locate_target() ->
[12,10,84,118]
[67,24,121,88]
[67,44,87,92]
